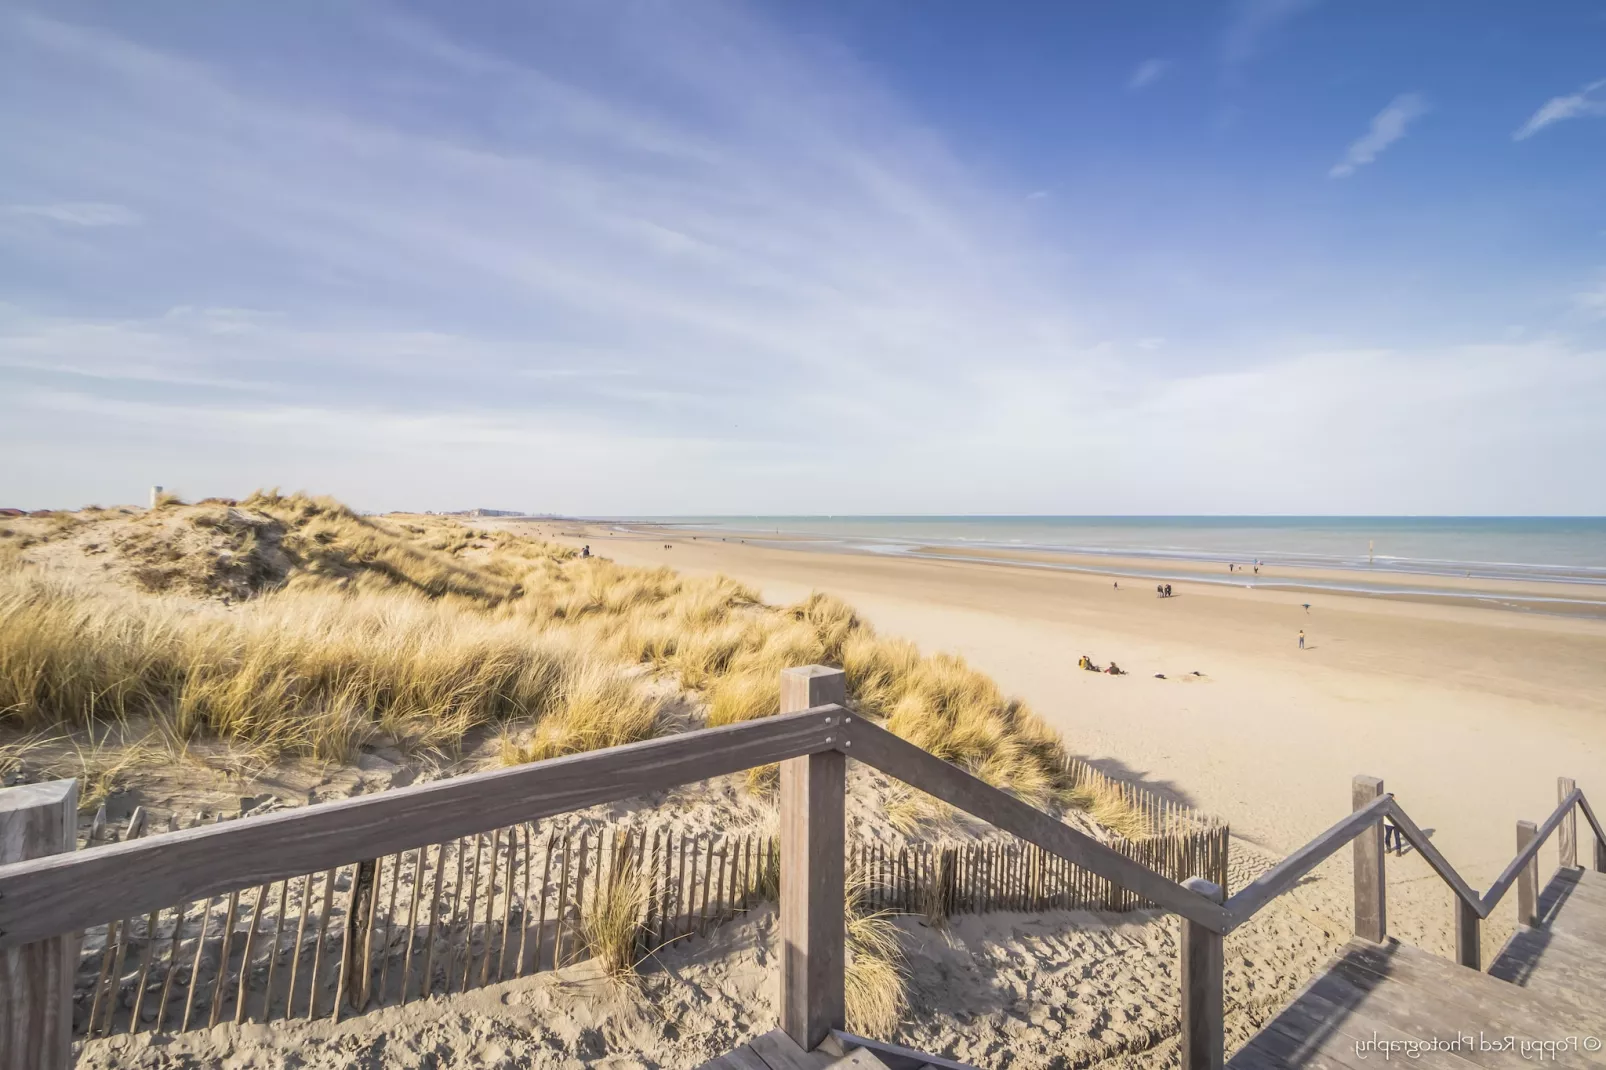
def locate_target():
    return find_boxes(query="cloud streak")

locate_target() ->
[1128,59,1170,90]
[5,202,141,226]
[1514,79,1606,141]
[1329,93,1429,178]
[1223,0,1320,65]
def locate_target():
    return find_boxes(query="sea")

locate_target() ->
[607,516,1606,611]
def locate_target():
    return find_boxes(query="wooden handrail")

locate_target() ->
[0,706,843,951]
[1380,800,1482,910]
[0,661,1598,1070]
[1221,794,1393,927]
[842,717,1232,930]
[1479,787,1582,915]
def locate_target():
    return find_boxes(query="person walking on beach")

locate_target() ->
[1298,629,1305,650]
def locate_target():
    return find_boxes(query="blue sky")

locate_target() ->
[3,0,1604,514]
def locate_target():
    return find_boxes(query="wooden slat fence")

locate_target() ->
[71,788,1225,1041]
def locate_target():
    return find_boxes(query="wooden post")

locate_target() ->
[1180,877,1224,1070]
[779,665,846,1051]
[1558,778,1577,869]
[1454,898,1480,971]
[1516,820,1538,927]
[0,780,77,1070]
[1352,776,1386,942]
[780,664,847,714]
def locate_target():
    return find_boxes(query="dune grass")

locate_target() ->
[0,492,1146,836]
[582,862,652,979]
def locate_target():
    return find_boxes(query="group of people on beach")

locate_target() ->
[1078,655,1125,675]
[1155,583,1173,597]
[1227,561,1262,575]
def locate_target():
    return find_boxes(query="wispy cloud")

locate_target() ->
[1329,94,1429,178]
[1576,279,1606,317]
[1514,79,1606,141]
[1223,0,1320,65]
[1128,59,1170,91]
[4,202,141,226]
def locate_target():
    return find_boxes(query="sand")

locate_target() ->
[543,523,1606,873]
[55,515,1606,1067]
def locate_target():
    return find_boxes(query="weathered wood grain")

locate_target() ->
[0,709,841,951]
[0,780,76,1070]
[1558,778,1578,870]
[1352,776,1387,943]
[1180,877,1224,1070]
[779,749,846,1051]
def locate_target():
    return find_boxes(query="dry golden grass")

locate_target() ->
[0,492,1148,837]
[582,862,651,979]
[844,869,906,1035]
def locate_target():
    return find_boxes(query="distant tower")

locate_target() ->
[150,485,163,509]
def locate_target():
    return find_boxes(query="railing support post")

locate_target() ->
[1455,897,1480,971]
[0,780,77,1070]
[1180,877,1225,1070]
[1352,775,1386,942]
[779,666,847,1051]
[1558,778,1577,869]
[1516,820,1538,927]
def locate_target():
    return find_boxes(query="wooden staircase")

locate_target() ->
[1232,857,1606,1068]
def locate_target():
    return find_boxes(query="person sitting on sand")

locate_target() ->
[1106,661,1125,675]
[1079,655,1100,672]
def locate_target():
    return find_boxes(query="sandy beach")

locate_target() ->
[512,521,1606,887]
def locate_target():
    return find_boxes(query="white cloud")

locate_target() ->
[0,9,1602,514]
[1223,0,1320,65]
[1128,59,1170,91]
[1576,280,1606,317]
[4,202,141,226]
[1514,79,1606,141]
[1329,94,1429,178]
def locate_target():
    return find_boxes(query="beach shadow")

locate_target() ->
[1071,756,1207,813]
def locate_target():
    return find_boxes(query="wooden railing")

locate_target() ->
[0,665,1600,1070]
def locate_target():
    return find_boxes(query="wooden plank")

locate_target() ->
[1336,939,1603,1037]
[1352,776,1386,942]
[829,1031,982,1070]
[779,749,846,1052]
[234,884,270,1025]
[845,719,1232,930]
[306,866,337,1018]
[1180,877,1224,1070]
[751,1026,838,1070]
[262,879,291,1021]
[0,780,76,1070]
[377,855,402,1003]
[530,833,554,975]
[0,708,843,951]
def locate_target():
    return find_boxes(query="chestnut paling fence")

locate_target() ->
[66,790,1226,1039]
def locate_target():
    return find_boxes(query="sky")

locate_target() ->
[3,0,1605,516]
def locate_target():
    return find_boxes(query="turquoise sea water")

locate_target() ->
[614,516,1606,591]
